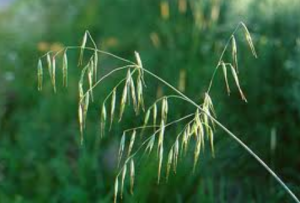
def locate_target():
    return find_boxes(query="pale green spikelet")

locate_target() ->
[37,59,43,91]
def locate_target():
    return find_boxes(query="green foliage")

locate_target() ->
[0,0,300,202]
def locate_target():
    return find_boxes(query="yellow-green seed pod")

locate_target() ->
[46,53,52,77]
[37,59,43,91]
[153,103,157,131]
[232,35,238,72]
[127,130,136,157]
[146,135,155,154]
[101,104,107,138]
[62,51,68,87]
[118,132,126,166]
[241,22,257,58]
[51,56,56,93]
[79,31,87,65]
[166,147,173,181]
[110,88,116,130]
[78,103,84,144]
[221,62,230,95]
[119,82,128,122]
[121,164,127,199]
[158,145,163,184]
[114,176,119,203]
[94,51,98,80]
[130,159,135,194]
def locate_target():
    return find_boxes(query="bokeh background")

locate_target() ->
[0,0,300,202]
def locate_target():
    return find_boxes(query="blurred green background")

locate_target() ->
[0,0,300,202]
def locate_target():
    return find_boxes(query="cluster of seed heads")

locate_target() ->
[36,23,300,203]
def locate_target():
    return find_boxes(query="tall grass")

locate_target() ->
[37,22,299,203]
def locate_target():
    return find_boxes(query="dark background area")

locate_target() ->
[0,0,299,202]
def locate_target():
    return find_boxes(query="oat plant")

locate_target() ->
[37,23,300,203]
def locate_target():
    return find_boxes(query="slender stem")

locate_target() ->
[142,67,300,203]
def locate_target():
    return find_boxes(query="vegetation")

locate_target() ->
[0,0,300,202]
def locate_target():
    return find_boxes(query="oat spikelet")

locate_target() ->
[229,64,247,102]
[130,76,138,114]
[87,65,94,101]
[173,139,179,173]
[181,130,188,156]
[101,104,107,138]
[158,120,165,152]
[208,126,215,157]
[130,159,135,194]
[231,35,238,72]
[119,78,128,122]
[128,130,136,157]
[221,62,230,95]
[62,51,68,87]
[193,136,201,173]
[134,51,144,83]
[37,59,43,91]
[118,132,126,166]
[46,53,52,78]
[158,145,163,184]
[114,176,119,203]
[94,51,98,80]
[161,97,168,122]
[83,92,90,128]
[137,78,145,112]
[51,56,56,93]
[141,109,150,136]
[110,88,116,130]
[78,103,84,144]
[146,135,156,154]
[121,164,127,199]
[241,22,257,58]
[166,147,173,182]
[153,103,158,131]
[79,31,87,65]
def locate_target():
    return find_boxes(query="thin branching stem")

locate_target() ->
[207,22,246,94]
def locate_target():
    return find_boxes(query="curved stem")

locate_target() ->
[142,67,300,203]
[207,22,244,94]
